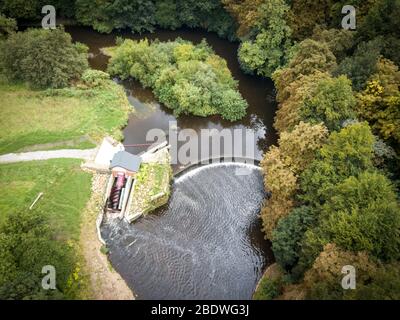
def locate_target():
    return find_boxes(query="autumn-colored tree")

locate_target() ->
[278,122,329,172]
[273,39,337,102]
[303,243,378,299]
[221,0,263,36]
[274,72,330,133]
[356,58,400,147]
[260,122,328,239]
[287,0,334,41]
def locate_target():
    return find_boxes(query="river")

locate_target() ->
[67,26,276,299]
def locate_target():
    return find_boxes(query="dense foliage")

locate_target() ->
[108,38,247,121]
[0,211,74,299]
[258,0,400,300]
[75,0,237,39]
[0,28,88,88]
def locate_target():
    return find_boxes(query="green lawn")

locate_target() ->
[0,80,131,154]
[0,159,92,240]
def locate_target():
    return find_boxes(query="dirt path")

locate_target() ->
[80,173,135,300]
[0,148,97,164]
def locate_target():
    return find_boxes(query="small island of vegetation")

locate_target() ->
[107,38,248,121]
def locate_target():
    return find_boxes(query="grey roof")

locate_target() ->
[110,151,142,172]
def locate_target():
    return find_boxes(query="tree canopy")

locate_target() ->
[108,38,247,121]
[0,27,88,89]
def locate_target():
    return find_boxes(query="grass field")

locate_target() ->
[0,159,92,240]
[0,80,131,154]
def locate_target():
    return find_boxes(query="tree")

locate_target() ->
[0,211,75,299]
[76,0,156,33]
[221,0,263,37]
[303,243,378,299]
[237,0,292,77]
[287,0,334,41]
[299,122,375,206]
[311,26,354,62]
[300,75,357,131]
[155,0,181,30]
[278,121,328,173]
[318,171,400,261]
[260,122,327,239]
[272,206,316,270]
[274,72,330,133]
[0,0,40,20]
[334,38,382,91]
[356,58,400,147]
[273,39,337,103]
[0,27,88,89]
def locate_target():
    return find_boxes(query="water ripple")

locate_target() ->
[101,163,273,299]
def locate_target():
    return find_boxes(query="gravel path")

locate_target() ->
[0,148,98,164]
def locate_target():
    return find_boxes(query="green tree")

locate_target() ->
[318,171,400,260]
[334,39,382,91]
[300,75,357,131]
[0,27,88,88]
[299,122,375,206]
[237,0,292,77]
[311,26,354,62]
[272,206,316,270]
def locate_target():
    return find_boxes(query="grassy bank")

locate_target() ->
[0,79,131,155]
[0,159,93,299]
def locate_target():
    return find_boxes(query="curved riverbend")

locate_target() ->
[101,163,273,299]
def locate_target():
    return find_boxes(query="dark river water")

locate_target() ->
[67,26,276,299]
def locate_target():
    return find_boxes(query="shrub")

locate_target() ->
[253,278,281,300]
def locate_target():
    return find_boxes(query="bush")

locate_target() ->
[81,69,110,88]
[0,28,88,89]
[0,14,17,38]
[253,278,281,300]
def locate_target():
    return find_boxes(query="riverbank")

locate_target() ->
[80,173,134,299]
